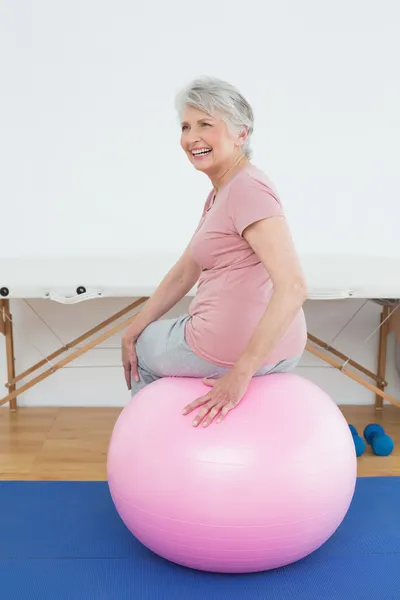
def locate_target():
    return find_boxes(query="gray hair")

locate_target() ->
[175,76,254,159]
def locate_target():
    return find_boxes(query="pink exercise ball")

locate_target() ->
[107,373,357,573]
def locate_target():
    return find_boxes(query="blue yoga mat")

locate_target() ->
[0,477,399,599]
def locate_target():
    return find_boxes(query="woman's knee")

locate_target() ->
[130,363,158,397]
[135,320,170,376]
[130,376,146,397]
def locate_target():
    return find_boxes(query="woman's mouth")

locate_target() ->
[191,148,212,160]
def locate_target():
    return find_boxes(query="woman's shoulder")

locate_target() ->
[225,163,285,233]
[230,163,281,202]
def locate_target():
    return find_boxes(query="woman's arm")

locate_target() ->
[129,197,210,334]
[131,245,202,333]
[122,245,201,387]
[233,215,307,377]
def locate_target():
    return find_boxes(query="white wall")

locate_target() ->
[1,297,399,408]
[0,0,399,260]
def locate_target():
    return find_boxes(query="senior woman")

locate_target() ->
[121,76,308,428]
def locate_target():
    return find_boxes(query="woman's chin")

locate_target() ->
[191,158,214,173]
[188,152,214,172]
[193,163,209,172]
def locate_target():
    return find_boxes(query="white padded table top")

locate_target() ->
[0,254,399,302]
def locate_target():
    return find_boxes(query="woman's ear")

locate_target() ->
[237,126,249,147]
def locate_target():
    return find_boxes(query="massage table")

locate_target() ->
[1,253,399,411]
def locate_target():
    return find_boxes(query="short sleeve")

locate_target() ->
[229,179,284,236]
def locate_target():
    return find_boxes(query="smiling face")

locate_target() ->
[180,105,247,179]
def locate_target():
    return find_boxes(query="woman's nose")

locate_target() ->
[186,128,201,145]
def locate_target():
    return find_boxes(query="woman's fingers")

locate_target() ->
[129,346,139,382]
[121,343,132,389]
[181,393,212,416]
[216,403,234,424]
[191,398,219,427]
[201,403,223,427]
[122,335,139,388]
[123,363,131,390]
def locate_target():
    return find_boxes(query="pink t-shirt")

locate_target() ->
[185,163,307,367]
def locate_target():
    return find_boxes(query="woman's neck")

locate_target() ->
[211,155,249,193]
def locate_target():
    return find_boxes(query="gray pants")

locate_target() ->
[131,314,301,395]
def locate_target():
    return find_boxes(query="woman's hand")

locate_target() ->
[121,325,142,389]
[181,369,252,427]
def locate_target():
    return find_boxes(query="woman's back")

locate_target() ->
[185,163,307,367]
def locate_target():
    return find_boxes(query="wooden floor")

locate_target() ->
[0,405,399,480]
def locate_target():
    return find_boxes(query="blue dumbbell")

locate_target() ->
[348,424,366,457]
[363,424,394,456]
